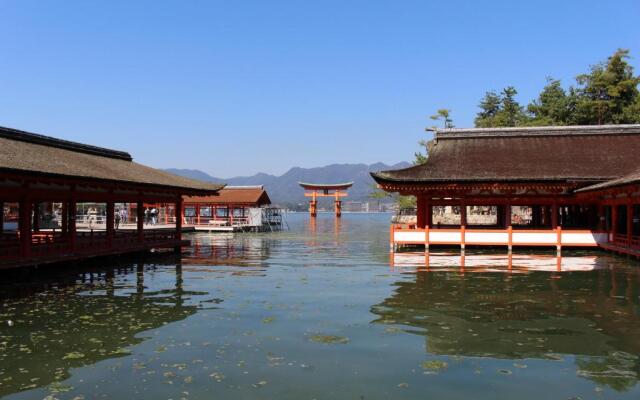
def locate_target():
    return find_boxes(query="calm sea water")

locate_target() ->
[1,213,640,400]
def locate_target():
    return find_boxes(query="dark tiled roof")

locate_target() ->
[184,186,271,205]
[0,125,224,193]
[372,125,640,185]
[576,168,640,192]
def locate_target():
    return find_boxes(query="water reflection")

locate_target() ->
[0,256,204,397]
[392,251,613,273]
[1,214,640,399]
[372,257,640,391]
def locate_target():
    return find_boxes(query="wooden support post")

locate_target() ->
[137,201,144,243]
[310,192,317,218]
[504,204,511,228]
[426,202,433,227]
[612,204,618,242]
[597,204,605,231]
[175,196,183,247]
[334,190,342,218]
[551,202,558,229]
[61,202,68,234]
[460,201,466,251]
[416,195,426,228]
[69,200,77,251]
[106,201,115,247]
[425,224,430,253]
[196,204,201,226]
[389,224,395,253]
[627,202,633,245]
[19,198,32,258]
[460,202,467,227]
[0,201,3,235]
[33,202,40,232]
[507,225,513,253]
[556,225,562,255]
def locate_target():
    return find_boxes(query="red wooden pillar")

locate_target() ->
[426,202,433,227]
[460,201,467,227]
[61,202,68,234]
[69,200,77,251]
[196,204,201,225]
[551,203,559,229]
[627,202,633,244]
[106,201,115,247]
[611,204,618,242]
[504,204,511,228]
[32,202,40,232]
[137,201,144,243]
[19,198,32,257]
[0,201,4,235]
[416,195,426,228]
[175,196,183,244]
[597,204,605,231]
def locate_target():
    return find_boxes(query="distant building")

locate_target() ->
[182,186,282,230]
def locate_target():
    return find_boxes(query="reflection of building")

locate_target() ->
[182,186,283,231]
[0,126,222,269]
[0,258,197,397]
[373,125,640,255]
[370,268,640,389]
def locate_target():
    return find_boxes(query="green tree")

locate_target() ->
[474,91,501,127]
[494,86,529,126]
[430,109,454,129]
[573,49,640,124]
[475,88,528,127]
[527,78,569,125]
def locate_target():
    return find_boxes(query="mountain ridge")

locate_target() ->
[165,162,410,206]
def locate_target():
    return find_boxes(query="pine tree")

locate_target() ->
[527,78,569,125]
[573,49,640,124]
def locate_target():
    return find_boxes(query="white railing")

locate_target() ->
[390,225,608,252]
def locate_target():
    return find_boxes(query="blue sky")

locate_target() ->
[1,1,638,177]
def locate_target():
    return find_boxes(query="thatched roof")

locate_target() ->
[576,167,640,193]
[371,125,640,186]
[184,186,271,205]
[0,126,224,193]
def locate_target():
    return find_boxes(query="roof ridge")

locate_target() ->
[0,125,133,161]
[432,124,640,140]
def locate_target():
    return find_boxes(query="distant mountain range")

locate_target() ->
[165,162,411,207]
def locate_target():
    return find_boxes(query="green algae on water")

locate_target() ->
[309,334,349,344]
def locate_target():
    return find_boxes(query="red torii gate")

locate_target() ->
[298,182,353,217]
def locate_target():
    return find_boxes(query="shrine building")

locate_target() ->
[371,125,640,257]
[0,126,223,269]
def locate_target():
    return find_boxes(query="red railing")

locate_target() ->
[0,229,181,264]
